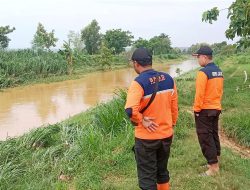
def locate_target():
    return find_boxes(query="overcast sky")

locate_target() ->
[1,0,235,49]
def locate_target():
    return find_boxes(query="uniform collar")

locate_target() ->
[205,62,215,67]
[140,69,155,74]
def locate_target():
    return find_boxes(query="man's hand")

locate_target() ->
[142,117,159,133]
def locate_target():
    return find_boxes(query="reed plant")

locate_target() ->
[0,49,132,88]
[0,49,68,88]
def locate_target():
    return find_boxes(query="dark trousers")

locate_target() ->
[194,109,221,164]
[134,136,172,190]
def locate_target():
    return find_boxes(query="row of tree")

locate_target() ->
[0,20,175,56]
[187,41,236,56]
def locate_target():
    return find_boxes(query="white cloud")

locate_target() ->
[0,0,235,49]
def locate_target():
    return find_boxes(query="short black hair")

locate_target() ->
[131,47,152,66]
[206,55,213,60]
[195,45,213,56]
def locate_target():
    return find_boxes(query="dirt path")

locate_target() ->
[219,128,250,158]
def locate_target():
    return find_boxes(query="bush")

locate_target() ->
[0,49,68,88]
[222,111,250,146]
[235,55,250,64]
[213,56,226,66]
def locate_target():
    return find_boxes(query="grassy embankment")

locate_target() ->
[220,54,250,146]
[0,49,183,89]
[0,54,249,190]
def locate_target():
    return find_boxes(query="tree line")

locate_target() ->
[0,19,176,56]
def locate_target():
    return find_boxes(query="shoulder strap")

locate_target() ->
[140,74,159,114]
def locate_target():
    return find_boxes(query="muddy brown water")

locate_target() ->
[0,59,198,140]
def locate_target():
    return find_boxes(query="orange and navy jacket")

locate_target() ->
[193,62,224,112]
[125,69,178,140]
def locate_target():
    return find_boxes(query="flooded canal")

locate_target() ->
[0,59,198,140]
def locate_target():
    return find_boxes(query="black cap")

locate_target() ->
[131,47,152,65]
[192,45,213,56]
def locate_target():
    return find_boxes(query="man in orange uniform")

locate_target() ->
[125,47,178,190]
[193,46,224,176]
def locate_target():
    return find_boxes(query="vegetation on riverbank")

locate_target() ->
[221,55,250,147]
[0,53,249,189]
[0,49,183,89]
[0,49,123,88]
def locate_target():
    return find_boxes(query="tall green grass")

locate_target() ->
[0,49,133,88]
[222,112,250,146]
[221,56,250,146]
[0,49,68,88]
